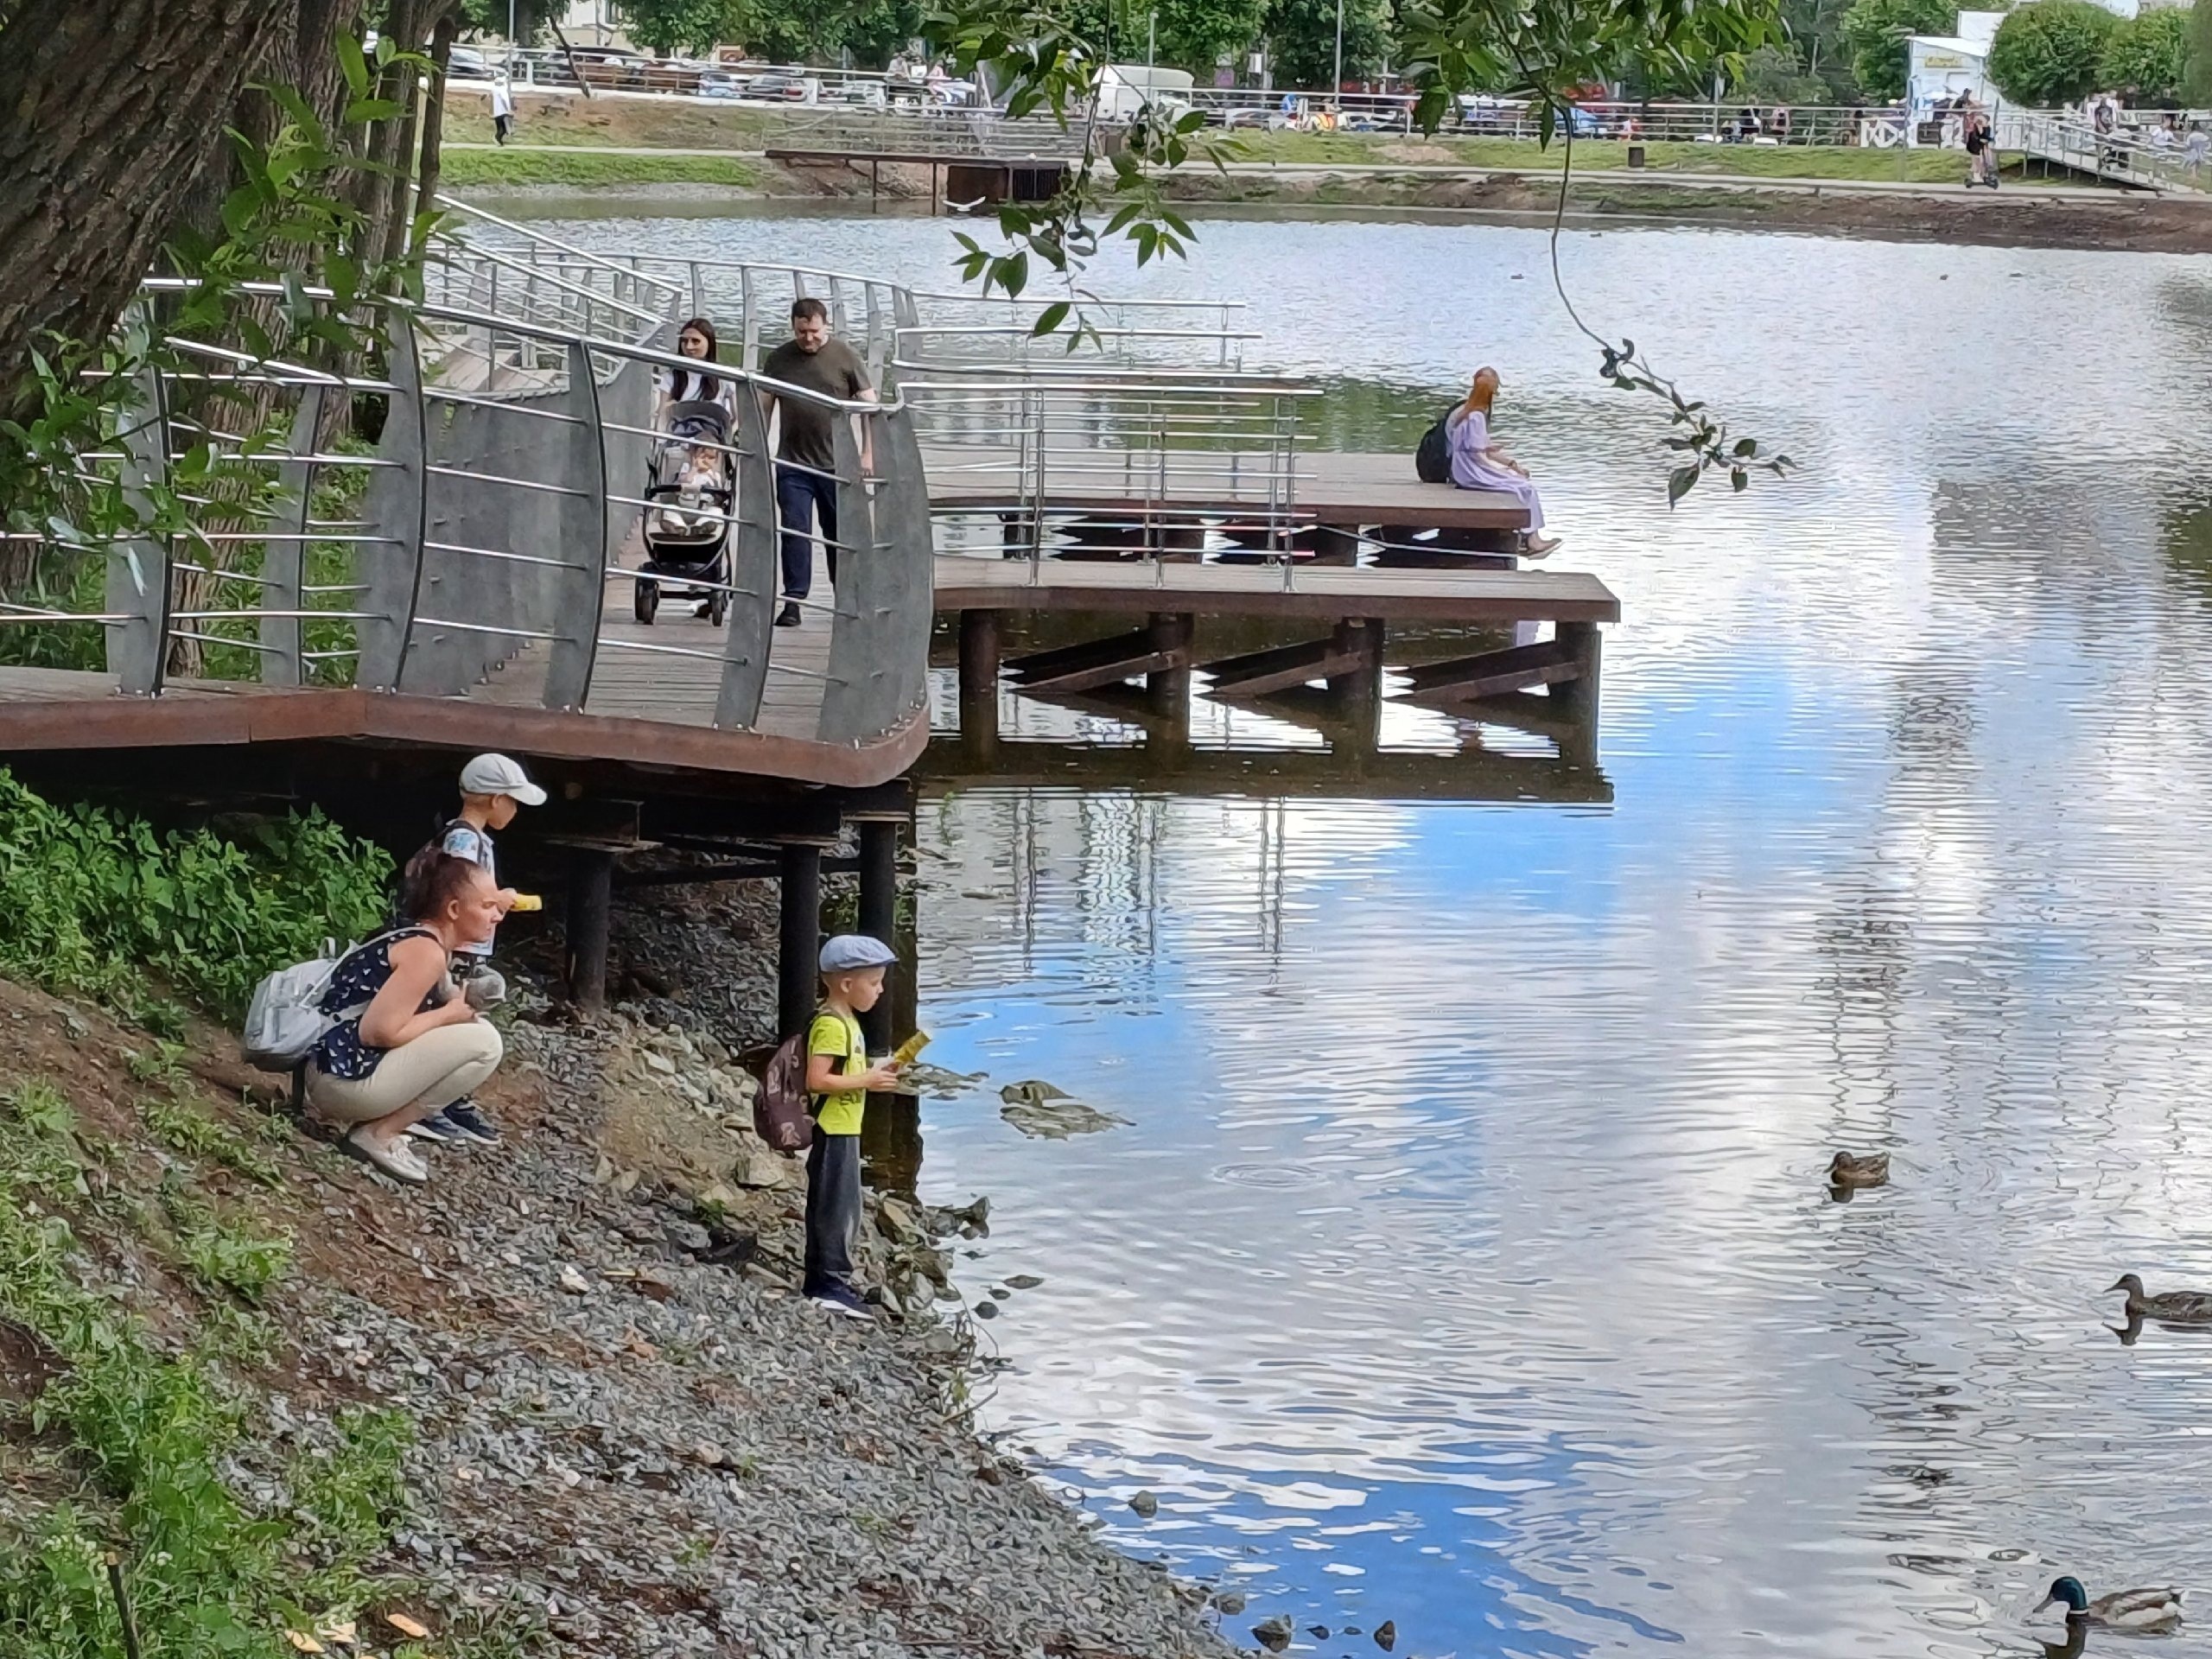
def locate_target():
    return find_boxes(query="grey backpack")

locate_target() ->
[240,928,411,1072]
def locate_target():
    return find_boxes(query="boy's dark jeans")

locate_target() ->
[803,1132,861,1297]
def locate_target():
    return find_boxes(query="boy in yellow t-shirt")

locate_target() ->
[804,934,901,1319]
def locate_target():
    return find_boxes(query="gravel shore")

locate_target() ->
[275,1014,1233,1657]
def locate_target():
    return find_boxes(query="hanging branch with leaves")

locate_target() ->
[933,0,1795,500]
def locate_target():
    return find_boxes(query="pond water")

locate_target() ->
[537,203,2212,1657]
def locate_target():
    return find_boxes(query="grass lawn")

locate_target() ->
[1228,130,1981,184]
[439,147,764,188]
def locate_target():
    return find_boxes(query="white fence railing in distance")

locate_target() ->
[1999,110,2208,191]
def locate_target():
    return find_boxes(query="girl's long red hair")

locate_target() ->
[1460,366,1499,421]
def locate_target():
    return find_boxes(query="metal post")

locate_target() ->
[778,841,824,1038]
[1332,0,1344,117]
[564,849,614,1012]
[857,818,899,1052]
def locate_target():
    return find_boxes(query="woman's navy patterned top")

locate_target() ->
[311,928,436,1081]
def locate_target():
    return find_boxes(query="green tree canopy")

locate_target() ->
[1263,0,1390,86]
[1987,0,2120,105]
[2190,0,2212,102]
[623,0,739,55]
[1838,0,1956,100]
[2100,4,2189,102]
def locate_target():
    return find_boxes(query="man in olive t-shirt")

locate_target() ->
[759,298,875,627]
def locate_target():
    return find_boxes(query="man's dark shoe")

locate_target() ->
[404,1110,463,1144]
[775,601,803,627]
[809,1284,872,1320]
[442,1100,502,1147]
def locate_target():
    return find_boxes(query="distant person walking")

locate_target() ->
[759,297,876,629]
[1446,367,1560,558]
[491,76,515,145]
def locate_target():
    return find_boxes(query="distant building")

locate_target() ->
[1904,10,2004,129]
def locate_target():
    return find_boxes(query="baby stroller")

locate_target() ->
[636,399,735,626]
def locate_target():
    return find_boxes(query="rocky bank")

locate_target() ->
[0,880,1240,1656]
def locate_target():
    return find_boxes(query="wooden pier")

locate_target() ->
[937,556,1620,766]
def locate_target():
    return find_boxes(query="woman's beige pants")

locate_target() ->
[307,1023,504,1127]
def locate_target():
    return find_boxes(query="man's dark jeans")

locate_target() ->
[803,1131,861,1297]
[776,464,838,600]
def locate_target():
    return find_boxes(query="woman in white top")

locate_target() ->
[1445,366,1560,557]
[656,317,737,422]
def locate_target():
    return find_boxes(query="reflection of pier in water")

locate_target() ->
[921,680,1612,804]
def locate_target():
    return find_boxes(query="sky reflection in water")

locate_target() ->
[543,207,2212,1656]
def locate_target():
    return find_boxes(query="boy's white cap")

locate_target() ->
[459,752,547,806]
[819,934,896,973]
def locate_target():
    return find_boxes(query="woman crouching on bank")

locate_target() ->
[1447,366,1562,558]
[306,853,505,1185]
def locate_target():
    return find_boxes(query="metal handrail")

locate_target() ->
[8,261,933,748]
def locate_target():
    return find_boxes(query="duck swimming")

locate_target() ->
[2034,1576,2183,1633]
[1827,1151,1889,1189]
[2110,1274,2212,1324]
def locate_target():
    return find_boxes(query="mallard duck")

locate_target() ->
[2110,1274,2212,1324]
[1827,1151,1890,1189]
[2034,1576,2183,1633]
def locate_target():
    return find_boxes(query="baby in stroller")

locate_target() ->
[639,318,740,626]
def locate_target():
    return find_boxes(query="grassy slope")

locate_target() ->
[440,147,763,188]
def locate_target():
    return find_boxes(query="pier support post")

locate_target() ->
[1549,622,1603,728]
[958,608,1001,753]
[856,817,899,1053]
[778,840,825,1039]
[563,849,615,1013]
[1325,617,1387,748]
[1550,621,1602,766]
[1147,612,1193,742]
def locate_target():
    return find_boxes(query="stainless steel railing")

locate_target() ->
[1,275,932,748]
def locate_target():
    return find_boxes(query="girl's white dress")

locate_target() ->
[1446,406,1544,531]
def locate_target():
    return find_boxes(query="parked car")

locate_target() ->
[699,71,749,99]
[448,45,493,79]
[746,70,811,101]
[838,79,887,107]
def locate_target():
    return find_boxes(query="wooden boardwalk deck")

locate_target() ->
[921,448,1532,532]
[932,556,1618,623]
[0,558,918,788]
[480,552,837,741]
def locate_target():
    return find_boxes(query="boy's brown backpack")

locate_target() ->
[755,1029,814,1153]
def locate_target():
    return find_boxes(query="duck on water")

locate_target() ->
[2033,1577,2183,1634]
[2109,1274,2212,1324]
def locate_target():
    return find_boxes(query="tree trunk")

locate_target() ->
[413,12,460,245]
[0,0,302,407]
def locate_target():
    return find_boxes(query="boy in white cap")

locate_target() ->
[409,753,545,1147]
[804,934,901,1319]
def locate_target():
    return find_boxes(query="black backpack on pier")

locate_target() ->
[1414,405,1455,484]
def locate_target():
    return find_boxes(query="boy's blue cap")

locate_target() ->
[819,934,896,973]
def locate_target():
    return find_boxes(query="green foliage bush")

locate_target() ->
[2101,5,2190,101]
[2190,0,2212,103]
[0,1079,415,1658]
[1840,0,1957,99]
[1989,0,2121,105]
[0,772,391,1026]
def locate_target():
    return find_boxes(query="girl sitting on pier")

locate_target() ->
[1446,367,1561,558]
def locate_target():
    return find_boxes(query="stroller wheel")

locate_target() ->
[634,579,659,624]
[708,588,729,628]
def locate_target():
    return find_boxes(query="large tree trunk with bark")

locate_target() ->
[413,12,461,245]
[0,0,302,409]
